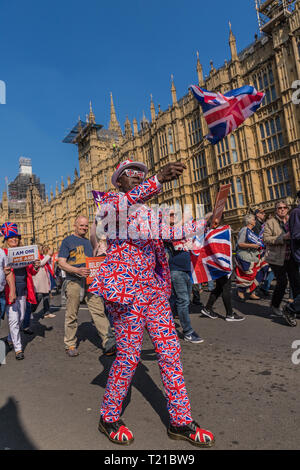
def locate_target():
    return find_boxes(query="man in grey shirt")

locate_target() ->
[58,215,115,357]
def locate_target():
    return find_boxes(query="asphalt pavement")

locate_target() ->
[0,287,299,450]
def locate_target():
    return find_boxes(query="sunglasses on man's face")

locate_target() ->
[277,206,288,210]
[121,169,145,179]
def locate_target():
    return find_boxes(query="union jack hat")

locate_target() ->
[111,159,148,188]
[0,222,21,240]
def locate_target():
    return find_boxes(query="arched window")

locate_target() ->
[236,178,244,206]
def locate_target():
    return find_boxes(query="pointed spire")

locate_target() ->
[124,116,132,138]
[141,111,149,130]
[78,116,82,133]
[88,101,95,124]
[55,181,59,196]
[67,175,71,186]
[150,94,156,121]
[196,51,204,86]
[171,74,177,105]
[61,176,64,192]
[50,186,53,200]
[229,21,238,61]
[133,117,138,136]
[109,92,122,135]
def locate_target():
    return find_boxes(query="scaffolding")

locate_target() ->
[255,0,296,34]
[8,157,46,205]
[63,120,103,144]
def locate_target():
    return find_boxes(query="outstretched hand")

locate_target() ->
[157,162,186,183]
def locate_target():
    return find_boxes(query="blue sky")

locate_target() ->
[0,0,259,198]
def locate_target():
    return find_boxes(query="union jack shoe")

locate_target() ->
[167,420,214,447]
[98,417,134,445]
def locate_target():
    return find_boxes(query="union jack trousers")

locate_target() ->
[101,280,192,425]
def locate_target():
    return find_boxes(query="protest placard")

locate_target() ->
[85,256,106,285]
[211,184,231,227]
[7,245,38,269]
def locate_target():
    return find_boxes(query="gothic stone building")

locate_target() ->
[1,0,300,250]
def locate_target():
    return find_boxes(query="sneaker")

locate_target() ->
[168,420,214,448]
[66,347,79,357]
[184,331,204,343]
[15,351,24,360]
[200,307,218,319]
[44,313,56,319]
[282,306,297,327]
[271,306,283,317]
[226,312,245,322]
[98,417,134,445]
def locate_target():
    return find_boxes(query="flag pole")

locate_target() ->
[183,138,206,164]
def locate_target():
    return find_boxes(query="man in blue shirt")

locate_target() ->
[165,236,203,343]
[58,215,115,356]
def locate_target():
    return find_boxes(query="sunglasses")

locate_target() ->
[277,206,288,210]
[121,169,145,179]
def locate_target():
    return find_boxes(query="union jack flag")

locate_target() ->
[190,225,232,283]
[235,255,268,293]
[190,84,265,144]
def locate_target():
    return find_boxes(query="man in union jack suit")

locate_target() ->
[90,158,215,447]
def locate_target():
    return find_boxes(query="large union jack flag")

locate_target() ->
[190,84,265,144]
[190,225,232,283]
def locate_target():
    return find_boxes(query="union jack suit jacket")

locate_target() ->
[89,175,205,305]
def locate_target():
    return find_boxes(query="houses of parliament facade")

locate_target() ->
[1,0,300,250]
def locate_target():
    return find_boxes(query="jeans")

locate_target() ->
[0,290,5,328]
[22,302,32,329]
[261,269,274,292]
[269,257,300,308]
[170,271,193,335]
[207,280,215,291]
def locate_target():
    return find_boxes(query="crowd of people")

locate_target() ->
[0,157,300,448]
